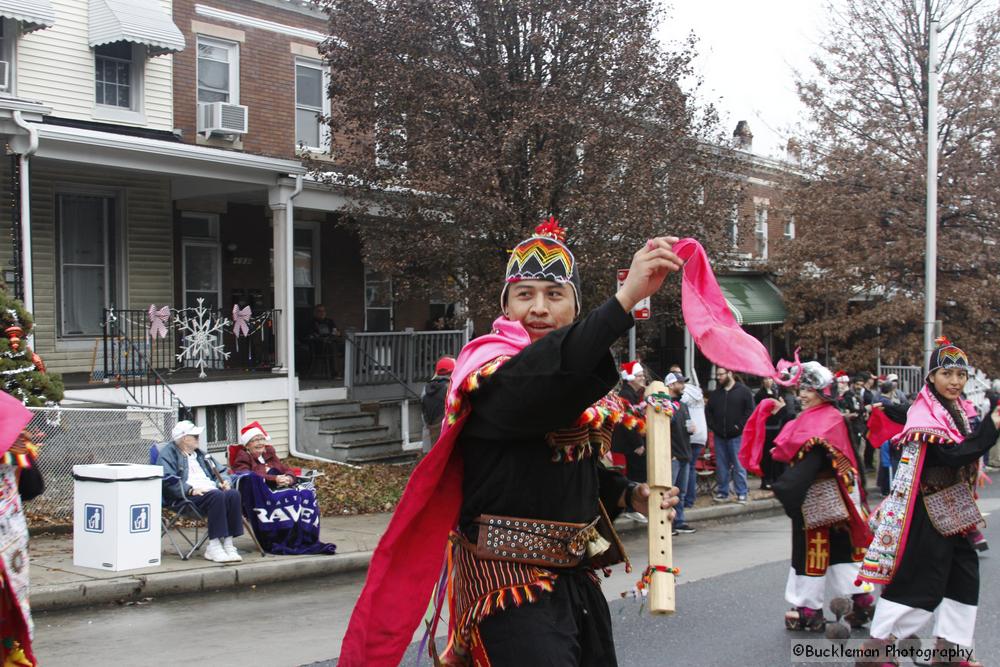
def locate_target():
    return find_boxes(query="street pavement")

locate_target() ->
[32,483,999,666]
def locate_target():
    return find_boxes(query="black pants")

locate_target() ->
[882,497,979,610]
[477,570,617,666]
[190,489,244,540]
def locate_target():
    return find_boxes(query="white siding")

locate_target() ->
[243,400,290,458]
[27,160,174,375]
[15,0,175,130]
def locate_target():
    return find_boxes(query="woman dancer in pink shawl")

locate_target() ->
[755,360,876,634]
[857,338,999,667]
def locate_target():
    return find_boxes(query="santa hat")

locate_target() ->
[621,361,644,382]
[835,370,850,383]
[239,420,270,446]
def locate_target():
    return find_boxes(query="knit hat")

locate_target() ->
[239,420,270,446]
[500,217,580,316]
[926,336,970,380]
[621,361,644,382]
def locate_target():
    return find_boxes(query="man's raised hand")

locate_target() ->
[615,236,683,313]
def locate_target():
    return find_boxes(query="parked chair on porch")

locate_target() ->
[150,443,209,561]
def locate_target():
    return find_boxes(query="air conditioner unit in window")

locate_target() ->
[0,61,10,92]
[198,102,248,138]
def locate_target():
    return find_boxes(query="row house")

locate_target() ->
[0,0,456,465]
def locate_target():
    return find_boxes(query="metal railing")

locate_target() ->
[98,307,280,411]
[879,365,923,398]
[344,329,467,390]
[27,406,176,519]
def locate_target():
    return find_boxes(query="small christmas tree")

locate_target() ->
[0,283,63,406]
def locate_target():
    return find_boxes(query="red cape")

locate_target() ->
[866,406,903,448]
[739,398,777,476]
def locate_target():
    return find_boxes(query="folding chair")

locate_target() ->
[695,435,717,497]
[151,443,210,561]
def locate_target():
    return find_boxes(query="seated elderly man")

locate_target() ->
[232,421,296,488]
[158,420,244,563]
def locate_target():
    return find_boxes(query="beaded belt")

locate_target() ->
[471,514,603,568]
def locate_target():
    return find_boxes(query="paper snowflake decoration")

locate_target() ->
[175,298,230,378]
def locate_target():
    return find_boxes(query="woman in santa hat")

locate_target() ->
[232,421,297,488]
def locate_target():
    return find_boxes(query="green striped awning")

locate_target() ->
[717,275,786,326]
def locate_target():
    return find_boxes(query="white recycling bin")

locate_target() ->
[73,463,163,572]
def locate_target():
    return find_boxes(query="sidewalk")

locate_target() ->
[30,492,782,612]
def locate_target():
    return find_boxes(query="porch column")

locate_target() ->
[268,183,296,370]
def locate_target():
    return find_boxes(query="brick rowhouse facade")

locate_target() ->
[172,0,328,159]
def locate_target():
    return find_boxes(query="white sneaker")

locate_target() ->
[222,537,242,562]
[204,540,229,563]
[624,511,648,524]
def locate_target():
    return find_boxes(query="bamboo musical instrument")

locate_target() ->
[644,381,676,614]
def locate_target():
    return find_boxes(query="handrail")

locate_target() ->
[121,334,194,420]
[103,308,192,420]
[344,333,422,399]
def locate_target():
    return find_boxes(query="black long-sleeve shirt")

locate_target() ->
[458,297,634,538]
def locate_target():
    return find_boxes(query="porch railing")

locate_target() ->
[98,307,281,410]
[344,329,468,391]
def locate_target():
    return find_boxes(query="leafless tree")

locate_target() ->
[314,0,738,330]
[776,0,1000,372]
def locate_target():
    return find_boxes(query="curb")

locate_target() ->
[34,499,782,612]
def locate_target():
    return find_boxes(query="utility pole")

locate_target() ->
[923,17,940,373]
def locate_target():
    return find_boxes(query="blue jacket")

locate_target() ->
[157,442,231,503]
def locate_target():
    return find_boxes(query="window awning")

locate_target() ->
[0,0,56,33]
[89,0,185,57]
[717,275,787,326]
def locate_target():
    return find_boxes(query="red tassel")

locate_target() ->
[534,216,567,241]
[935,335,952,346]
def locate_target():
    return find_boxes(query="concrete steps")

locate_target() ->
[296,398,414,465]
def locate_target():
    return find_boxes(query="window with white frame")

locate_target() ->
[95,42,144,113]
[57,194,118,337]
[197,36,239,103]
[784,216,796,240]
[364,268,393,331]
[202,404,239,453]
[0,19,13,94]
[754,199,769,259]
[295,58,328,150]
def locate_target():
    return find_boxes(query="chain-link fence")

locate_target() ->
[27,406,176,519]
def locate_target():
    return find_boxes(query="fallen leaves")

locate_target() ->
[287,457,415,516]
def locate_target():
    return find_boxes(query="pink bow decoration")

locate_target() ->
[233,305,252,338]
[147,305,170,339]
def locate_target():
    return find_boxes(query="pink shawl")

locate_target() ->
[0,391,31,457]
[892,385,976,445]
[338,317,530,667]
[771,401,858,469]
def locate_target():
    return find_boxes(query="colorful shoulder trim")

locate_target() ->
[445,355,512,426]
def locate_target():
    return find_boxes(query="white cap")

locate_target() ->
[886,373,899,382]
[665,372,686,385]
[171,420,203,441]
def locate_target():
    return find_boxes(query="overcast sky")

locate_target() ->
[656,0,829,158]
